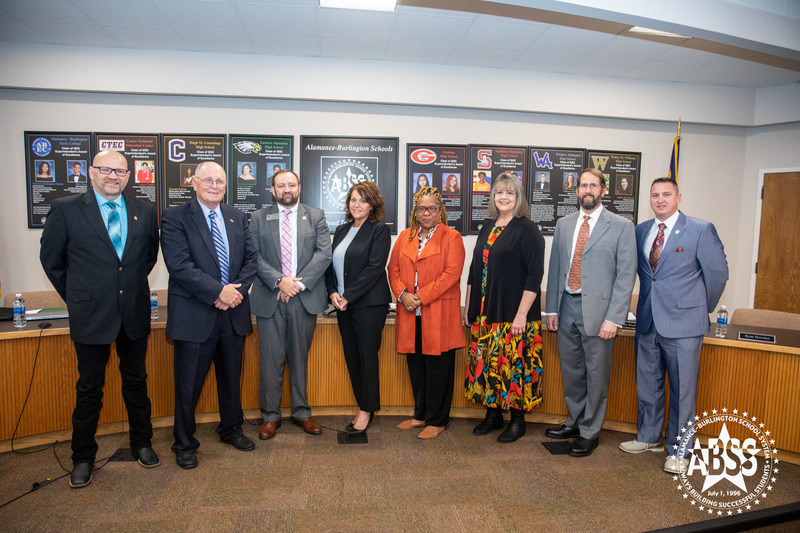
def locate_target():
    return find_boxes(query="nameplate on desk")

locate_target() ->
[738,332,776,344]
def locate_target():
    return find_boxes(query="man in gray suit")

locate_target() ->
[544,168,637,457]
[250,169,332,439]
[620,178,728,474]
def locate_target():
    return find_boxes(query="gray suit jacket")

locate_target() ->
[249,203,332,318]
[635,212,728,338]
[545,208,637,336]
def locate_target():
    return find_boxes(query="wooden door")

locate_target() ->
[754,172,800,312]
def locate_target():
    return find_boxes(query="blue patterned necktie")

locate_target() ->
[209,211,229,284]
[105,201,123,259]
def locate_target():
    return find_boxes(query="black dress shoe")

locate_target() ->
[497,420,527,443]
[569,437,599,457]
[220,434,256,451]
[69,462,93,488]
[545,425,580,439]
[473,410,504,436]
[134,446,160,468]
[175,449,198,469]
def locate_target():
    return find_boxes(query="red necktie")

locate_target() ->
[568,216,590,291]
[649,223,666,272]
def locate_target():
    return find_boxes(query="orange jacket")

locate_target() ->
[388,225,465,355]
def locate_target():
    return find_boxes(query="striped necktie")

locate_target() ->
[209,211,229,284]
[281,210,292,277]
[567,215,590,291]
[105,201,123,259]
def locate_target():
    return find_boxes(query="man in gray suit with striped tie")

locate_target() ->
[544,168,637,457]
[250,169,332,440]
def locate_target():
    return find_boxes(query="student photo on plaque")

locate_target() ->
[473,171,491,192]
[413,173,430,194]
[535,172,550,192]
[442,173,461,196]
[564,172,576,190]
[271,164,283,178]
[35,160,55,182]
[135,161,154,184]
[238,162,256,184]
[67,160,87,184]
[616,175,633,196]
[180,165,194,187]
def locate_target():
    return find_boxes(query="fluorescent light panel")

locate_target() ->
[319,0,397,12]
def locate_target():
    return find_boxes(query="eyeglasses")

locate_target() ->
[195,177,226,187]
[95,166,129,177]
[494,189,517,197]
[417,205,439,215]
[579,183,602,190]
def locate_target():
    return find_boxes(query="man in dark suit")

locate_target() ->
[250,169,331,439]
[160,161,258,469]
[544,168,637,457]
[537,172,550,191]
[620,178,728,474]
[40,149,160,488]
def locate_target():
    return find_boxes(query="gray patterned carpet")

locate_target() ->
[1,416,798,532]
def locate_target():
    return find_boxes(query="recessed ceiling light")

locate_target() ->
[628,26,689,39]
[319,0,397,12]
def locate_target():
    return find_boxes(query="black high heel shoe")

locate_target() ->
[346,412,374,435]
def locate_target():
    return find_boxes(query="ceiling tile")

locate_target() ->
[567,56,646,77]
[447,45,522,69]
[0,14,55,44]
[528,25,615,54]
[384,40,456,63]
[1,0,93,24]
[248,32,321,57]
[458,18,545,49]
[72,0,170,27]
[508,50,583,73]
[111,25,188,50]
[593,36,672,61]
[154,0,245,31]
[235,3,318,35]
[390,12,473,44]
[21,21,119,47]
[318,9,394,39]
[174,28,255,53]
[319,36,390,60]
[623,60,703,82]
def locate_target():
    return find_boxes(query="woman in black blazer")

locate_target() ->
[325,181,392,434]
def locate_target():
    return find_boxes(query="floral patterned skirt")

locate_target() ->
[464,317,543,411]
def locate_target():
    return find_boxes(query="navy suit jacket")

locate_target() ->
[324,220,391,309]
[635,211,728,338]
[40,190,159,344]
[160,199,258,343]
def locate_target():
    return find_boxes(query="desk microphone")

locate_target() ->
[39,322,52,329]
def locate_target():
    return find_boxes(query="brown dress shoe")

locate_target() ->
[418,426,445,439]
[293,417,322,435]
[396,418,426,430]
[259,420,281,440]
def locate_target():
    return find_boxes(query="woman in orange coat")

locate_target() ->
[388,187,465,439]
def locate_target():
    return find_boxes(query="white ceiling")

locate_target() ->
[1,0,799,89]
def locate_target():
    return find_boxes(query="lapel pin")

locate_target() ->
[229,218,234,223]
[302,215,307,220]
[133,216,138,221]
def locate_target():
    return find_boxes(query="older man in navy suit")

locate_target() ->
[161,161,258,469]
[40,150,160,488]
[620,178,728,474]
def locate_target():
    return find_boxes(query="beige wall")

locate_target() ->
[1,43,798,314]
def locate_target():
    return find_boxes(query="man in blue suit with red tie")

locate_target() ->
[620,178,728,474]
[160,161,258,469]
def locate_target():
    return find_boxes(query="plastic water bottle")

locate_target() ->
[150,290,159,321]
[13,293,27,328]
[715,305,728,338]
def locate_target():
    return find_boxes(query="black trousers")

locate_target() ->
[72,326,152,464]
[406,316,456,427]
[172,310,245,453]
[336,304,388,413]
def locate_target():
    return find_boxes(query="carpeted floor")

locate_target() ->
[1,416,798,532]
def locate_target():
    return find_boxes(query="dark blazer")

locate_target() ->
[466,216,545,323]
[160,199,258,343]
[40,190,159,344]
[635,212,728,338]
[325,220,391,309]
